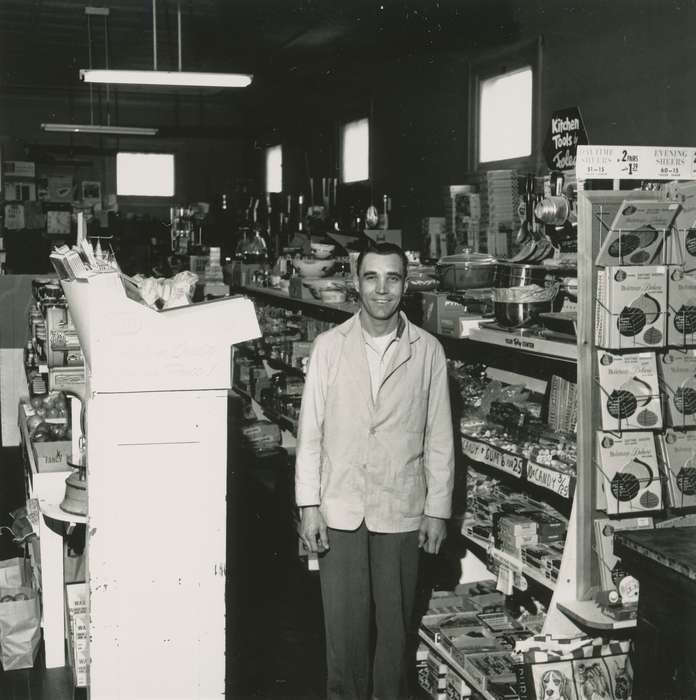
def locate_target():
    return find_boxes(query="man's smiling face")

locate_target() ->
[355,252,406,324]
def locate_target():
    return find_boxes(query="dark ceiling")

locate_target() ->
[0,0,520,96]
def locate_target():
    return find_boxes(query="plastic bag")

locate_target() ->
[0,586,41,670]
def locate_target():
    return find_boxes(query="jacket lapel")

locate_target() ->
[380,313,418,388]
[339,314,373,410]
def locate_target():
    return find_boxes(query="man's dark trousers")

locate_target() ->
[319,521,420,700]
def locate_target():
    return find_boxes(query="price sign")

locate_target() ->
[526,462,574,499]
[461,437,525,479]
[577,145,696,180]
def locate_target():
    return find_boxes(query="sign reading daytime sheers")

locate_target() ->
[576,145,696,180]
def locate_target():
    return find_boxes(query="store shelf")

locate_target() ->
[461,433,576,501]
[468,326,577,362]
[236,284,358,317]
[417,629,498,700]
[462,533,556,592]
[236,344,305,378]
[233,384,299,435]
[557,599,636,631]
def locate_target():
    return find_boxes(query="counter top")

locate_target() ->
[614,526,696,582]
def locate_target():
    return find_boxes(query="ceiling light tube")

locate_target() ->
[80,69,253,88]
[41,123,158,136]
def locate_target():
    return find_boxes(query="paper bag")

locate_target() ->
[0,586,41,670]
[0,558,31,588]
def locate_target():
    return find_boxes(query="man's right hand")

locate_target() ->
[300,506,330,553]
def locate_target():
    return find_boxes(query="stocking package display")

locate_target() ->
[667,268,696,346]
[658,350,696,427]
[597,351,662,431]
[595,199,679,267]
[666,180,696,270]
[657,429,696,509]
[596,431,663,514]
[595,266,667,350]
[593,516,654,595]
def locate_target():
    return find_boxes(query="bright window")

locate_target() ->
[479,66,533,163]
[116,152,174,197]
[265,145,283,193]
[341,118,369,183]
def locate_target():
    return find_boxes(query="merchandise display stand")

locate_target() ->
[60,272,260,697]
[18,405,85,669]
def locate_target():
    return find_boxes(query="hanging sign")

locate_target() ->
[542,106,589,172]
[576,145,696,180]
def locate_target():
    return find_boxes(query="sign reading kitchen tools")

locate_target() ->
[577,145,696,180]
[542,107,589,171]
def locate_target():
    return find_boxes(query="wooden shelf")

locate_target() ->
[233,384,298,436]
[556,599,636,631]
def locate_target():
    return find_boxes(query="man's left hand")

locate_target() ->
[418,516,447,554]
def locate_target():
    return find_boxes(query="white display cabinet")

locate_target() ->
[60,271,260,698]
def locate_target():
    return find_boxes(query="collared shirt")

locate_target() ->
[361,325,398,403]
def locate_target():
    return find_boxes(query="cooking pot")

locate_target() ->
[436,250,497,290]
[493,263,561,328]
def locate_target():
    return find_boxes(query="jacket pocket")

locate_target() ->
[401,459,426,516]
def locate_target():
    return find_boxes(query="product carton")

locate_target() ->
[595,266,667,350]
[596,431,662,515]
[596,350,662,431]
[657,350,696,427]
[666,268,696,346]
[421,292,484,338]
[666,181,696,268]
[595,199,679,267]
[31,439,72,472]
[657,429,696,509]
[593,516,653,594]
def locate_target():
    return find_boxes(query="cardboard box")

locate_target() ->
[667,268,696,346]
[596,430,662,514]
[421,292,484,338]
[65,582,88,687]
[595,266,667,350]
[657,429,696,509]
[595,199,679,266]
[596,350,662,430]
[31,439,72,472]
[658,350,696,427]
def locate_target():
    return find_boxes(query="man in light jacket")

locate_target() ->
[296,242,455,700]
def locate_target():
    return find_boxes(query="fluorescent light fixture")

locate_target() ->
[80,69,253,88]
[42,123,158,136]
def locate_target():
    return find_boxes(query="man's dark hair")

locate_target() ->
[356,242,408,278]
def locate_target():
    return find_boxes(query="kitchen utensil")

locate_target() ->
[435,250,497,290]
[493,263,561,327]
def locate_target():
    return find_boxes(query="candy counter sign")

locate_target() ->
[577,145,696,180]
[542,106,588,172]
[461,436,525,478]
[526,461,573,499]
